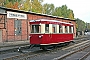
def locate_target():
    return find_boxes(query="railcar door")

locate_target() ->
[30,24,41,44]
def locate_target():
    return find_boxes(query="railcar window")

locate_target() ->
[69,26,72,33]
[52,24,57,33]
[72,26,74,33]
[45,24,49,33]
[59,25,62,33]
[65,26,67,33]
[31,25,40,33]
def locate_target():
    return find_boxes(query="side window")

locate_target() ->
[15,20,21,35]
[31,25,40,33]
[65,26,67,33]
[31,25,35,33]
[72,26,74,33]
[45,24,49,33]
[69,26,72,33]
[59,25,62,33]
[52,24,57,33]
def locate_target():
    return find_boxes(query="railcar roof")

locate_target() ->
[30,19,73,25]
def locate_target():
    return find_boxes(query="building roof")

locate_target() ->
[0,6,76,21]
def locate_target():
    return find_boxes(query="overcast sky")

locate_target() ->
[43,0,90,23]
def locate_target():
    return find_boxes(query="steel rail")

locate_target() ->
[53,42,90,60]
[79,51,90,60]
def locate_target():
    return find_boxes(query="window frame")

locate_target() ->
[31,24,41,33]
[14,19,22,35]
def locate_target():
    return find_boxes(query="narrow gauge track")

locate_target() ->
[53,40,90,60]
[0,35,88,54]
[2,40,90,60]
[3,50,47,60]
[62,40,90,51]
[79,51,90,60]
[1,36,90,60]
[0,45,30,54]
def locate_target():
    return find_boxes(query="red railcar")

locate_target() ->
[29,19,74,50]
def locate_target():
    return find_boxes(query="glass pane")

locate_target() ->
[52,24,57,33]
[65,26,67,33]
[45,24,49,33]
[31,25,40,33]
[69,26,71,33]
[59,25,62,33]
[15,20,21,35]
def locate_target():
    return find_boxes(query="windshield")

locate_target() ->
[31,24,41,33]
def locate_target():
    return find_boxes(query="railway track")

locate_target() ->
[1,36,90,60]
[62,40,90,51]
[3,49,51,60]
[79,51,90,60]
[0,35,88,53]
[2,40,90,60]
[53,40,90,60]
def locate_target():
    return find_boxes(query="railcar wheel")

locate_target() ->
[41,47,47,50]
[53,45,57,48]
[65,42,70,45]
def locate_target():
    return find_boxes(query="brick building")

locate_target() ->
[0,7,76,42]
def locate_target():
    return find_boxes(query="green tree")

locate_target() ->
[52,7,62,17]
[61,5,68,18]
[20,0,31,11]
[5,2,13,8]
[31,0,43,13]
[0,0,5,6]
[68,9,74,19]
[19,0,43,12]
[13,2,19,9]
[7,0,21,4]
[4,0,22,9]
[76,18,86,31]
[43,3,55,15]
[86,23,90,30]
[50,4,74,19]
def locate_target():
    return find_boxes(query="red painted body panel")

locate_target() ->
[30,33,73,45]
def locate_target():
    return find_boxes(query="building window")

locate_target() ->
[15,20,21,35]
[0,8,6,13]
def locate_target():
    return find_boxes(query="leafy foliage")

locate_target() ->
[53,5,74,19]
[0,0,5,6]
[60,5,68,18]
[1,0,22,9]
[43,4,74,19]
[52,7,62,16]
[43,3,55,15]
[1,0,74,19]
[19,0,43,13]
[86,23,90,30]
[68,9,74,19]
[31,0,43,13]
[5,2,13,8]
[76,18,86,31]
[20,0,31,11]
